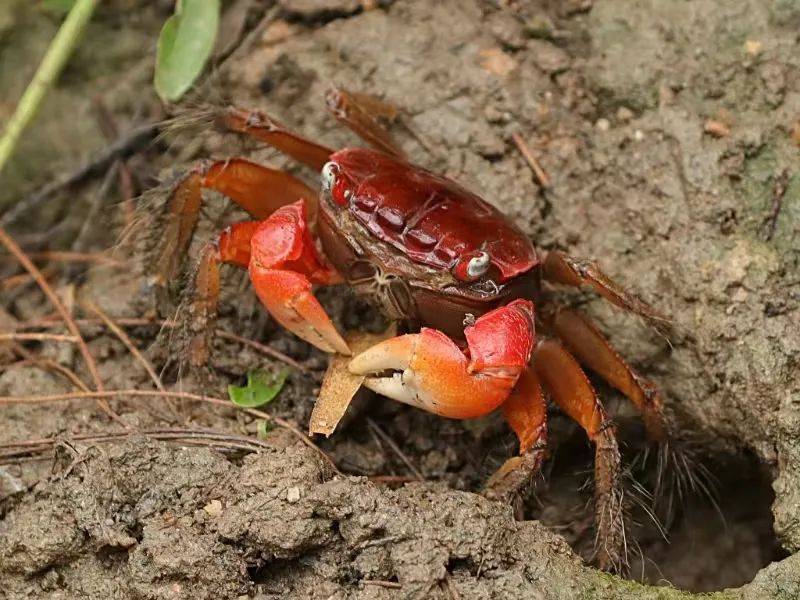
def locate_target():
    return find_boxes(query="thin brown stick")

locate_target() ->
[0,332,79,343]
[81,300,165,391]
[512,132,551,189]
[0,226,123,423]
[24,251,126,266]
[12,315,308,372]
[366,417,424,481]
[0,427,275,461]
[361,580,402,590]
[2,358,91,392]
[216,330,308,372]
[0,389,339,473]
[763,168,789,241]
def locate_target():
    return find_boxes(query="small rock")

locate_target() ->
[616,106,634,122]
[704,119,731,138]
[479,47,517,77]
[528,40,571,74]
[203,500,223,517]
[286,487,301,503]
[595,118,610,131]
[744,39,763,55]
[634,129,645,141]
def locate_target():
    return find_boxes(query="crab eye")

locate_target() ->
[467,251,491,278]
[321,161,339,193]
[453,251,492,282]
[321,161,352,205]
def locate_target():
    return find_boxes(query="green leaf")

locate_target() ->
[154,0,220,103]
[256,419,273,439]
[227,369,288,408]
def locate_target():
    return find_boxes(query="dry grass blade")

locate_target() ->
[0,226,122,424]
[366,417,424,481]
[0,389,339,474]
[512,132,550,189]
[0,332,79,343]
[0,427,275,463]
[81,300,165,391]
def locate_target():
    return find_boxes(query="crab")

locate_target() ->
[151,88,669,569]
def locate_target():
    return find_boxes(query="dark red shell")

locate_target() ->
[328,148,538,283]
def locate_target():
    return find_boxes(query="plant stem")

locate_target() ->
[0,0,99,174]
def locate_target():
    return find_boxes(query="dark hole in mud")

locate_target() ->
[528,421,787,592]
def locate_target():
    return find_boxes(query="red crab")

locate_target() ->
[152,88,669,569]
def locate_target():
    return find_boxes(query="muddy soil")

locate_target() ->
[1,0,799,598]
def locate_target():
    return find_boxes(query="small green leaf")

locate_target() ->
[256,419,273,439]
[228,369,288,408]
[154,0,220,103]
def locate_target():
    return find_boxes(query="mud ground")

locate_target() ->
[1,0,799,598]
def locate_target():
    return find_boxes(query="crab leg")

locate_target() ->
[542,251,669,333]
[349,300,536,420]
[533,339,624,571]
[485,368,548,500]
[153,158,317,286]
[548,307,667,442]
[325,87,406,159]
[217,107,334,171]
[187,201,349,365]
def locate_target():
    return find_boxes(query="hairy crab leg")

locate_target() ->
[217,107,334,171]
[541,251,669,333]
[188,221,259,365]
[324,87,406,159]
[153,158,317,286]
[547,307,667,442]
[348,299,536,420]
[532,339,625,572]
[484,369,548,500]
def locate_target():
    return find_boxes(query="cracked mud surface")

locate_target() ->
[1,0,798,598]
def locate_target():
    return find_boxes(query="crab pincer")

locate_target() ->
[349,300,536,419]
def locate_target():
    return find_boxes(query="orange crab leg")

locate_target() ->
[348,300,536,419]
[248,200,350,355]
[154,158,317,286]
[541,251,669,332]
[533,339,624,571]
[217,108,334,171]
[325,87,406,159]
[548,308,667,441]
[188,221,260,365]
[485,368,549,499]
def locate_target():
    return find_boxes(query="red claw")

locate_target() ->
[348,300,535,419]
[249,201,351,355]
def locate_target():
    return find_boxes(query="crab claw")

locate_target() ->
[349,300,536,419]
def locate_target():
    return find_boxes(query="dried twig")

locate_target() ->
[7,251,126,266]
[361,580,402,590]
[12,315,308,372]
[0,358,90,392]
[1,122,158,227]
[0,332,79,343]
[81,300,165,391]
[0,389,339,473]
[763,168,790,241]
[512,132,551,189]
[366,417,424,481]
[0,226,122,423]
[0,427,274,463]
[217,330,308,372]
